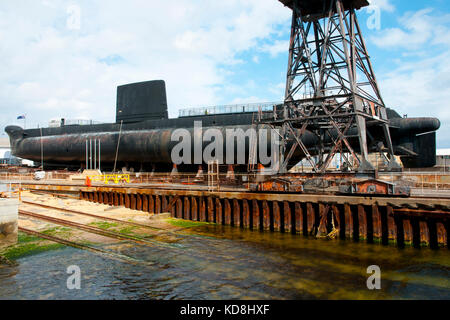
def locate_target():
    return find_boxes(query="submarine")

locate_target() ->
[5,80,441,172]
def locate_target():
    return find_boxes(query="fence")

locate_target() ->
[1,170,450,191]
[178,102,280,118]
[379,172,450,190]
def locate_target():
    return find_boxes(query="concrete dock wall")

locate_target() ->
[0,199,19,248]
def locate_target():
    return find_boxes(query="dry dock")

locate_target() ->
[8,177,449,250]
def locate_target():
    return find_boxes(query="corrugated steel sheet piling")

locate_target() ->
[73,186,450,250]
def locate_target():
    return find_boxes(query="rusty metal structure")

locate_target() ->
[13,182,448,249]
[6,177,449,249]
[80,187,448,249]
[273,0,401,173]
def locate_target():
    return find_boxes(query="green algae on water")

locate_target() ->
[89,221,119,230]
[166,218,211,228]
[119,225,137,235]
[89,221,142,236]
[41,226,72,237]
[3,242,65,260]
[0,231,67,261]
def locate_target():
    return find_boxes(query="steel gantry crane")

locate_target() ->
[271,0,401,173]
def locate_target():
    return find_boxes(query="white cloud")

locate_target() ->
[0,0,291,130]
[372,9,450,147]
[172,1,290,63]
[260,39,289,57]
[368,0,395,13]
[229,96,263,104]
[380,53,450,148]
[268,82,285,96]
[370,9,450,50]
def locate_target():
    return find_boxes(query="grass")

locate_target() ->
[166,218,211,228]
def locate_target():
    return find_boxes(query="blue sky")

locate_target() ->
[0,0,449,147]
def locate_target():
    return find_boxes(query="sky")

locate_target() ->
[0,0,449,148]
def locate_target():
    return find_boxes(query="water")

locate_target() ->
[0,224,449,300]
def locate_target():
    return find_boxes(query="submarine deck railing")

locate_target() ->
[178,102,281,118]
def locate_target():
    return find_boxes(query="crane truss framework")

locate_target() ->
[278,0,400,173]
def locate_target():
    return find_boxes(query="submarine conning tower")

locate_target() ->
[116,80,169,124]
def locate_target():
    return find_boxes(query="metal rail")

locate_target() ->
[22,196,221,242]
[29,190,80,200]
[19,209,176,248]
[18,226,144,265]
[22,199,162,230]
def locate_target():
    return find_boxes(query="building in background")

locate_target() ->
[436,149,450,172]
[0,137,33,166]
[292,150,450,173]
[0,137,13,164]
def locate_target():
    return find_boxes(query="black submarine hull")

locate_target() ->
[4,80,441,171]
[5,113,441,171]
[5,113,313,171]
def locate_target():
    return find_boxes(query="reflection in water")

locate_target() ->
[0,224,449,300]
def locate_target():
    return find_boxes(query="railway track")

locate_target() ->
[18,212,268,272]
[22,199,162,230]
[29,190,80,200]
[21,198,215,242]
[19,209,181,249]
[18,226,145,265]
